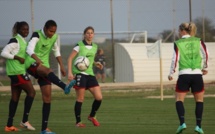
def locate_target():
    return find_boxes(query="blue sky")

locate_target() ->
[0,0,214,44]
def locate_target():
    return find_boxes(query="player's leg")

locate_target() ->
[36,64,75,94]
[193,92,204,134]
[192,75,204,134]
[175,92,187,134]
[175,75,190,134]
[96,73,101,82]
[19,77,36,130]
[88,76,102,126]
[39,79,55,134]
[5,84,22,131]
[101,70,106,83]
[74,88,86,127]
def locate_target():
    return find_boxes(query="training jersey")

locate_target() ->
[176,37,202,70]
[95,54,105,66]
[1,34,27,75]
[72,40,98,76]
[25,29,60,68]
[169,35,208,76]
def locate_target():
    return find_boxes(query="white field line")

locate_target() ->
[147,94,215,99]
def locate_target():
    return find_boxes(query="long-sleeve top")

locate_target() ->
[169,35,208,76]
[1,34,26,59]
[26,29,60,57]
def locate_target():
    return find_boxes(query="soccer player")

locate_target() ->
[67,26,103,127]
[1,21,36,131]
[25,20,75,134]
[94,48,106,83]
[168,22,208,134]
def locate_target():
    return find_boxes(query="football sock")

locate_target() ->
[42,103,50,131]
[176,101,185,125]
[7,99,18,127]
[75,101,82,123]
[22,96,34,123]
[195,102,203,128]
[47,72,66,90]
[90,100,102,117]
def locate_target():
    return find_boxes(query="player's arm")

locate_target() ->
[200,39,209,75]
[1,38,25,64]
[94,61,103,69]
[168,43,178,81]
[52,40,66,76]
[67,46,78,81]
[26,32,42,64]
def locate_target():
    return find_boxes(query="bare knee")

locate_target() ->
[28,90,36,98]
[95,95,102,101]
[76,96,84,102]
[42,95,51,103]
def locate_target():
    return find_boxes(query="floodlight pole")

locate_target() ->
[189,0,192,22]
[110,0,115,82]
[202,0,205,41]
[30,0,34,33]
[30,0,37,84]
[128,0,131,38]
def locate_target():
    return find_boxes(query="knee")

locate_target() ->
[28,90,36,98]
[95,95,103,101]
[76,97,84,102]
[42,95,51,103]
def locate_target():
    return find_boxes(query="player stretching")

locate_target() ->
[25,20,75,134]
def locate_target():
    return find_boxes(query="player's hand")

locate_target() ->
[18,58,25,64]
[68,73,74,81]
[95,62,103,70]
[14,55,25,64]
[35,59,43,65]
[202,69,208,75]
[60,68,66,77]
[168,75,173,81]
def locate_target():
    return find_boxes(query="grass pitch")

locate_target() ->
[0,87,215,134]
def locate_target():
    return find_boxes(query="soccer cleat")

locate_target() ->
[20,121,36,130]
[5,126,20,132]
[64,80,76,94]
[40,128,56,134]
[88,116,100,126]
[176,123,187,134]
[194,126,204,134]
[75,122,86,127]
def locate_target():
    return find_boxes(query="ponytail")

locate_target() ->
[12,21,29,37]
[179,22,197,36]
[12,22,19,37]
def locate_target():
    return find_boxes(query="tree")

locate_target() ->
[194,17,215,42]
[159,30,179,43]
[159,17,215,42]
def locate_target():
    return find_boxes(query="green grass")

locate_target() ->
[0,88,215,134]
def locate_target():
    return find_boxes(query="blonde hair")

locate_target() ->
[179,22,197,36]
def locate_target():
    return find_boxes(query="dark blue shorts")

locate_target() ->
[94,67,105,74]
[74,73,99,90]
[176,74,204,93]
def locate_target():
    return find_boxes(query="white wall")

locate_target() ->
[114,42,215,83]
